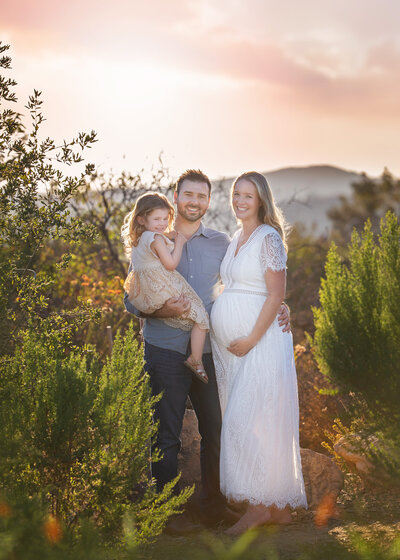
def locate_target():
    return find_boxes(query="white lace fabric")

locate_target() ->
[210,224,307,510]
[260,230,287,272]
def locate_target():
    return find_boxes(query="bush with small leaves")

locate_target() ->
[0,42,98,355]
[312,211,400,474]
[0,324,191,544]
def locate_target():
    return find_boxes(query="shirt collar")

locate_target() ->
[191,222,211,239]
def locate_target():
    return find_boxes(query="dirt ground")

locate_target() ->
[137,475,400,560]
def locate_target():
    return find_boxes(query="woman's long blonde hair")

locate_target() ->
[121,192,174,250]
[232,171,290,251]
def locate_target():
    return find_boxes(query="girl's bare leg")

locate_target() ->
[184,325,208,383]
[189,324,207,364]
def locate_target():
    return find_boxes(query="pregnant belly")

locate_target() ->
[211,292,265,347]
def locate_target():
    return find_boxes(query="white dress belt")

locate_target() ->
[223,288,268,297]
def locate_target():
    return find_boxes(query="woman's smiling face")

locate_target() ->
[232,178,262,222]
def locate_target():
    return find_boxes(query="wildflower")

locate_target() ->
[43,515,62,544]
[294,344,306,359]
[0,500,11,517]
[314,492,339,527]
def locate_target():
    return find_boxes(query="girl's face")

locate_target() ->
[232,179,262,222]
[139,207,170,234]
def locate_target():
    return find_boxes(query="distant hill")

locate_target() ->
[264,164,362,199]
[207,165,366,236]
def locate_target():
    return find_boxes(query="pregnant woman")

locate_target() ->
[210,171,307,535]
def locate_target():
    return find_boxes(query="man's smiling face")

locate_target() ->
[174,179,210,223]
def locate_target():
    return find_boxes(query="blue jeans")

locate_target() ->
[144,342,224,506]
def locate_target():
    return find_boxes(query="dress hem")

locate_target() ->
[223,491,308,510]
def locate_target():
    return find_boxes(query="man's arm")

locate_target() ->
[124,291,140,316]
[124,292,191,319]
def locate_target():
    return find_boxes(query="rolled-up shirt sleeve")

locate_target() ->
[123,259,141,317]
[124,291,141,317]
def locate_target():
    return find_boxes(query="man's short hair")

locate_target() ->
[175,169,212,196]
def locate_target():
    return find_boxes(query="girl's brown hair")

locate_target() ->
[232,171,290,251]
[121,192,174,250]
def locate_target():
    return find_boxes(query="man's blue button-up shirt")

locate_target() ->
[124,223,231,355]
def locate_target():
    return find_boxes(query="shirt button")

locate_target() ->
[190,275,193,278]
[189,258,192,261]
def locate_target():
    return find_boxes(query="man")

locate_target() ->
[124,169,289,530]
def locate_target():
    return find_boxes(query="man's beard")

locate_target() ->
[177,204,207,222]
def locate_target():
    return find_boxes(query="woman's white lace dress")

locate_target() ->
[210,224,307,509]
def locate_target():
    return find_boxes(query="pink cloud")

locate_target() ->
[366,40,400,72]
[2,0,400,179]
[148,26,400,120]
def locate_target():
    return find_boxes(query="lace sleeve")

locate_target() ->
[260,231,287,272]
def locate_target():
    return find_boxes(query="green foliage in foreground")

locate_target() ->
[2,509,400,560]
[0,324,192,547]
[298,534,400,560]
[0,41,192,554]
[312,211,400,473]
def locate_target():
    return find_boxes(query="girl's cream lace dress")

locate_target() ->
[124,231,209,331]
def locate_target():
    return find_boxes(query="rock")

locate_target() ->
[178,409,202,496]
[300,448,344,509]
[178,409,344,508]
[334,436,375,478]
[334,434,393,484]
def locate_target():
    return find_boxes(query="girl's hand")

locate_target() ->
[175,231,187,245]
[165,231,177,240]
[227,336,256,357]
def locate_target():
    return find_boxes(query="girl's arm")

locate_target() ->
[151,232,186,271]
[227,268,286,356]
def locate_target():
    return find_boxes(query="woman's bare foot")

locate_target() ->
[270,505,292,525]
[224,504,271,536]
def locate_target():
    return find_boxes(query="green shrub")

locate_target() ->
[0,324,191,544]
[312,211,400,473]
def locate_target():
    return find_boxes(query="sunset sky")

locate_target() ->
[2,0,400,180]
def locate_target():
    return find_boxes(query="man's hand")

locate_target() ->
[277,303,291,333]
[152,294,190,319]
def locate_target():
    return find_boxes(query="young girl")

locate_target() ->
[121,192,209,383]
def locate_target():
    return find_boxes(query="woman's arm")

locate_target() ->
[227,268,286,356]
[151,233,186,271]
[250,269,286,343]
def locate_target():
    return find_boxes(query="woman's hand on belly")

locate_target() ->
[227,335,256,357]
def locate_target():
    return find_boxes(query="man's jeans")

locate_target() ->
[144,342,223,506]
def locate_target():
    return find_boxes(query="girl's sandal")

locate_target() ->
[184,360,209,384]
